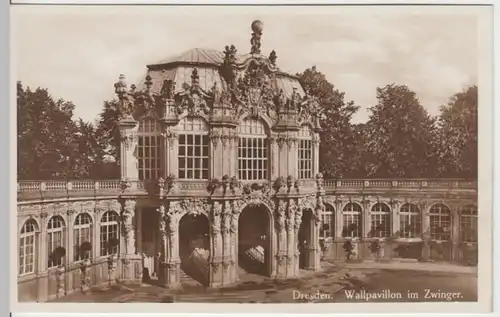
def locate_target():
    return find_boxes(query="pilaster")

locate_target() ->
[209,202,223,287]
[118,119,139,180]
[275,200,287,278]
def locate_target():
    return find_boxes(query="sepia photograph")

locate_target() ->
[11,3,493,313]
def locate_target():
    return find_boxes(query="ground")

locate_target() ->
[53,261,477,303]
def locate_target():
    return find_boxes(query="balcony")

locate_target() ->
[17,178,477,202]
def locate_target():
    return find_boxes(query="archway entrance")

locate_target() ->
[238,204,272,277]
[178,214,210,286]
[298,209,314,269]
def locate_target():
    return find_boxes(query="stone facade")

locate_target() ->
[16,21,477,302]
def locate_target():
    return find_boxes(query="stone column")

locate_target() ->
[221,201,232,285]
[391,200,401,236]
[312,134,320,176]
[165,207,181,288]
[121,199,137,281]
[293,203,303,276]
[275,200,287,278]
[229,200,241,283]
[209,202,223,287]
[165,127,178,176]
[118,119,139,181]
[38,212,49,301]
[420,201,431,260]
[210,128,223,179]
[269,136,278,180]
[334,198,343,239]
[451,206,460,261]
[285,199,296,278]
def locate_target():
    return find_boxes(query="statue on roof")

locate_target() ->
[114,74,134,119]
[250,20,263,54]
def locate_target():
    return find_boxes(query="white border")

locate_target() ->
[9,0,496,315]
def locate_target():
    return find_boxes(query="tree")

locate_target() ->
[17,81,80,180]
[298,66,361,178]
[363,84,439,178]
[96,100,121,167]
[436,86,477,178]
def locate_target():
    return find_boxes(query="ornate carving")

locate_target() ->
[211,202,222,235]
[176,68,211,117]
[275,200,287,231]
[315,173,324,190]
[114,74,135,119]
[163,127,178,150]
[160,79,176,100]
[269,50,277,66]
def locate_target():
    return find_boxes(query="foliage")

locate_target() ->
[435,86,478,178]
[298,67,362,178]
[363,84,439,178]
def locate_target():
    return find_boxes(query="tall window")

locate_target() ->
[460,205,477,242]
[400,203,422,238]
[47,216,65,268]
[74,213,93,261]
[138,118,162,180]
[320,204,334,239]
[178,117,209,180]
[429,203,451,241]
[100,211,120,257]
[371,203,390,238]
[19,219,37,275]
[238,118,268,180]
[297,125,313,179]
[342,203,362,238]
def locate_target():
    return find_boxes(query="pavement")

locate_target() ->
[53,261,477,303]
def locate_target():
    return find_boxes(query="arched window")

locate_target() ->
[370,203,390,238]
[460,205,477,242]
[47,216,65,268]
[73,213,93,261]
[320,204,334,239]
[342,203,362,238]
[178,117,209,180]
[138,118,162,180]
[19,219,37,275]
[237,118,268,181]
[100,211,120,257]
[399,203,421,238]
[429,203,451,241]
[297,125,313,179]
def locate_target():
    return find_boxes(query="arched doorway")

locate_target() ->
[178,213,210,286]
[298,209,314,269]
[238,204,272,277]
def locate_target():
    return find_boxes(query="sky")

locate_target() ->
[12,5,482,123]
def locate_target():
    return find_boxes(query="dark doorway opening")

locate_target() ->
[238,204,272,276]
[179,214,210,286]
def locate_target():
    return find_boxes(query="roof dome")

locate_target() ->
[140,47,305,98]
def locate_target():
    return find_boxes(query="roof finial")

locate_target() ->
[250,20,263,54]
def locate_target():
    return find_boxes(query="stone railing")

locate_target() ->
[323,178,477,190]
[17,178,477,201]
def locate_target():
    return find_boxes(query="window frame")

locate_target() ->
[399,203,422,239]
[100,211,120,257]
[19,219,38,276]
[370,203,391,238]
[73,213,93,262]
[47,216,66,268]
[429,203,452,241]
[137,118,163,181]
[459,205,477,243]
[342,202,363,239]
[177,117,210,180]
[320,203,334,240]
[297,125,313,180]
[237,118,269,181]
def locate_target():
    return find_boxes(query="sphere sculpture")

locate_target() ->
[251,20,264,34]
